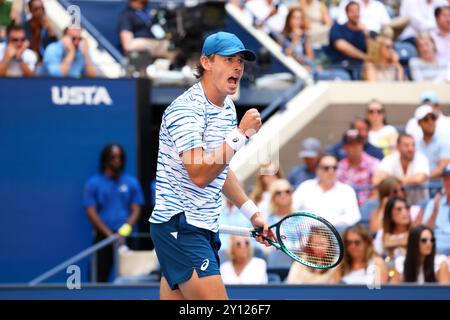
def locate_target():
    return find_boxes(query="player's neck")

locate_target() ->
[200,79,226,108]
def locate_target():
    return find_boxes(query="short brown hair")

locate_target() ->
[194,54,214,79]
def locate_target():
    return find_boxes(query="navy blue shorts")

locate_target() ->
[150,212,222,290]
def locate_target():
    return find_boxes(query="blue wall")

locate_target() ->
[0,78,139,283]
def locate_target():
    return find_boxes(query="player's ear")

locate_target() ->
[200,55,213,71]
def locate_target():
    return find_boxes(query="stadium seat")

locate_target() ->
[266,249,293,281]
[359,198,379,227]
[394,41,418,65]
[267,272,281,283]
[314,68,352,81]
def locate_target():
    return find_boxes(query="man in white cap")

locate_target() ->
[287,137,322,189]
[405,90,450,140]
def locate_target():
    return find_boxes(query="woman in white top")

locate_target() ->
[366,100,398,157]
[391,225,449,284]
[335,224,388,285]
[220,236,268,284]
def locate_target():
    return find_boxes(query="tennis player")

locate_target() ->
[150,32,275,300]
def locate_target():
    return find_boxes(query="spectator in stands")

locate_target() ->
[406,91,450,140]
[300,0,332,48]
[391,225,449,283]
[83,144,145,282]
[414,104,450,181]
[275,6,316,70]
[286,228,338,284]
[398,0,448,44]
[42,26,96,78]
[370,176,422,234]
[0,0,16,40]
[337,129,379,206]
[336,0,391,37]
[118,0,169,57]
[328,1,368,79]
[409,32,449,82]
[244,0,289,35]
[293,154,361,231]
[0,23,36,76]
[366,100,399,156]
[219,196,253,251]
[24,0,56,62]
[373,196,411,261]
[267,179,294,225]
[335,224,388,285]
[363,34,404,81]
[430,6,450,63]
[250,162,284,219]
[424,164,450,256]
[220,235,268,284]
[374,133,430,205]
[327,116,384,161]
[288,137,322,189]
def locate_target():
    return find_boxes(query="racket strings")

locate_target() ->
[279,216,341,268]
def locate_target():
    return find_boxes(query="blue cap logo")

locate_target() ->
[201,32,256,61]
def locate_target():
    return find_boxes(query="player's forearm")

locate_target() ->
[222,169,248,208]
[183,142,236,188]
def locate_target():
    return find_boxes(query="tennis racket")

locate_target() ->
[220,212,344,269]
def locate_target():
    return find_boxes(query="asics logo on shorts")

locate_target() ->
[232,137,239,143]
[200,259,210,271]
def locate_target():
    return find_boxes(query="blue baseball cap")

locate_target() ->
[201,32,256,61]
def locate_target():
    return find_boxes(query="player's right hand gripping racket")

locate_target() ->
[220,212,344,269]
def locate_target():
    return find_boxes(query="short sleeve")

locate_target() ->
[82,179,97,208]
[329,23,342,45]
[164,102,206,155]
[118,11,134,32]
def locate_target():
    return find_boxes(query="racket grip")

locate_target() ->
[219,225,254,237]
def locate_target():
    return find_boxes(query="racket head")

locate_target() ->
[274,212,344,269]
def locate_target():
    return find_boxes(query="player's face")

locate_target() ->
[211,54,245,96]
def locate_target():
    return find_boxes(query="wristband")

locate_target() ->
[118,223,132,237]
[240,200,259,220]
[225,128,248,152]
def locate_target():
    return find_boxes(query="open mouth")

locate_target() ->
[227,76,239,85]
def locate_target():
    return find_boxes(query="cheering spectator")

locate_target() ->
[220,235,268,284]
[363,34,404,81]
[430,5,450,63]
[409,32,449,82]
[391,225,449,283]
[337,129,380,206]
[374,133,430,205]
[366,100,398,156]
[335,224,388,285]
[0,23,36,76]
[288,137,322,190]
[293,154,361,232]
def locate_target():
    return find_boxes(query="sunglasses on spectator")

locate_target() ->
[368,109,384,114]
[422,115,437,122]
[420,237,435,244]
[275,189,292,196]
[392,187,406,195]
[234,240,250,247]
[346,240,362,246]
[71,36,82,42]
[10,37,26,43]
[320,165,337,172]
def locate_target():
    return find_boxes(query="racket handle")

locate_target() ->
[219,225,254,237]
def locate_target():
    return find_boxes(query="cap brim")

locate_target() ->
[299,151,318,158]
[216,48,256,61]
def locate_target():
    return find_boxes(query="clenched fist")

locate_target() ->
[238,108,261,138]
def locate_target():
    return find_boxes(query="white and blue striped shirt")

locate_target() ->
[150,82,237,232]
